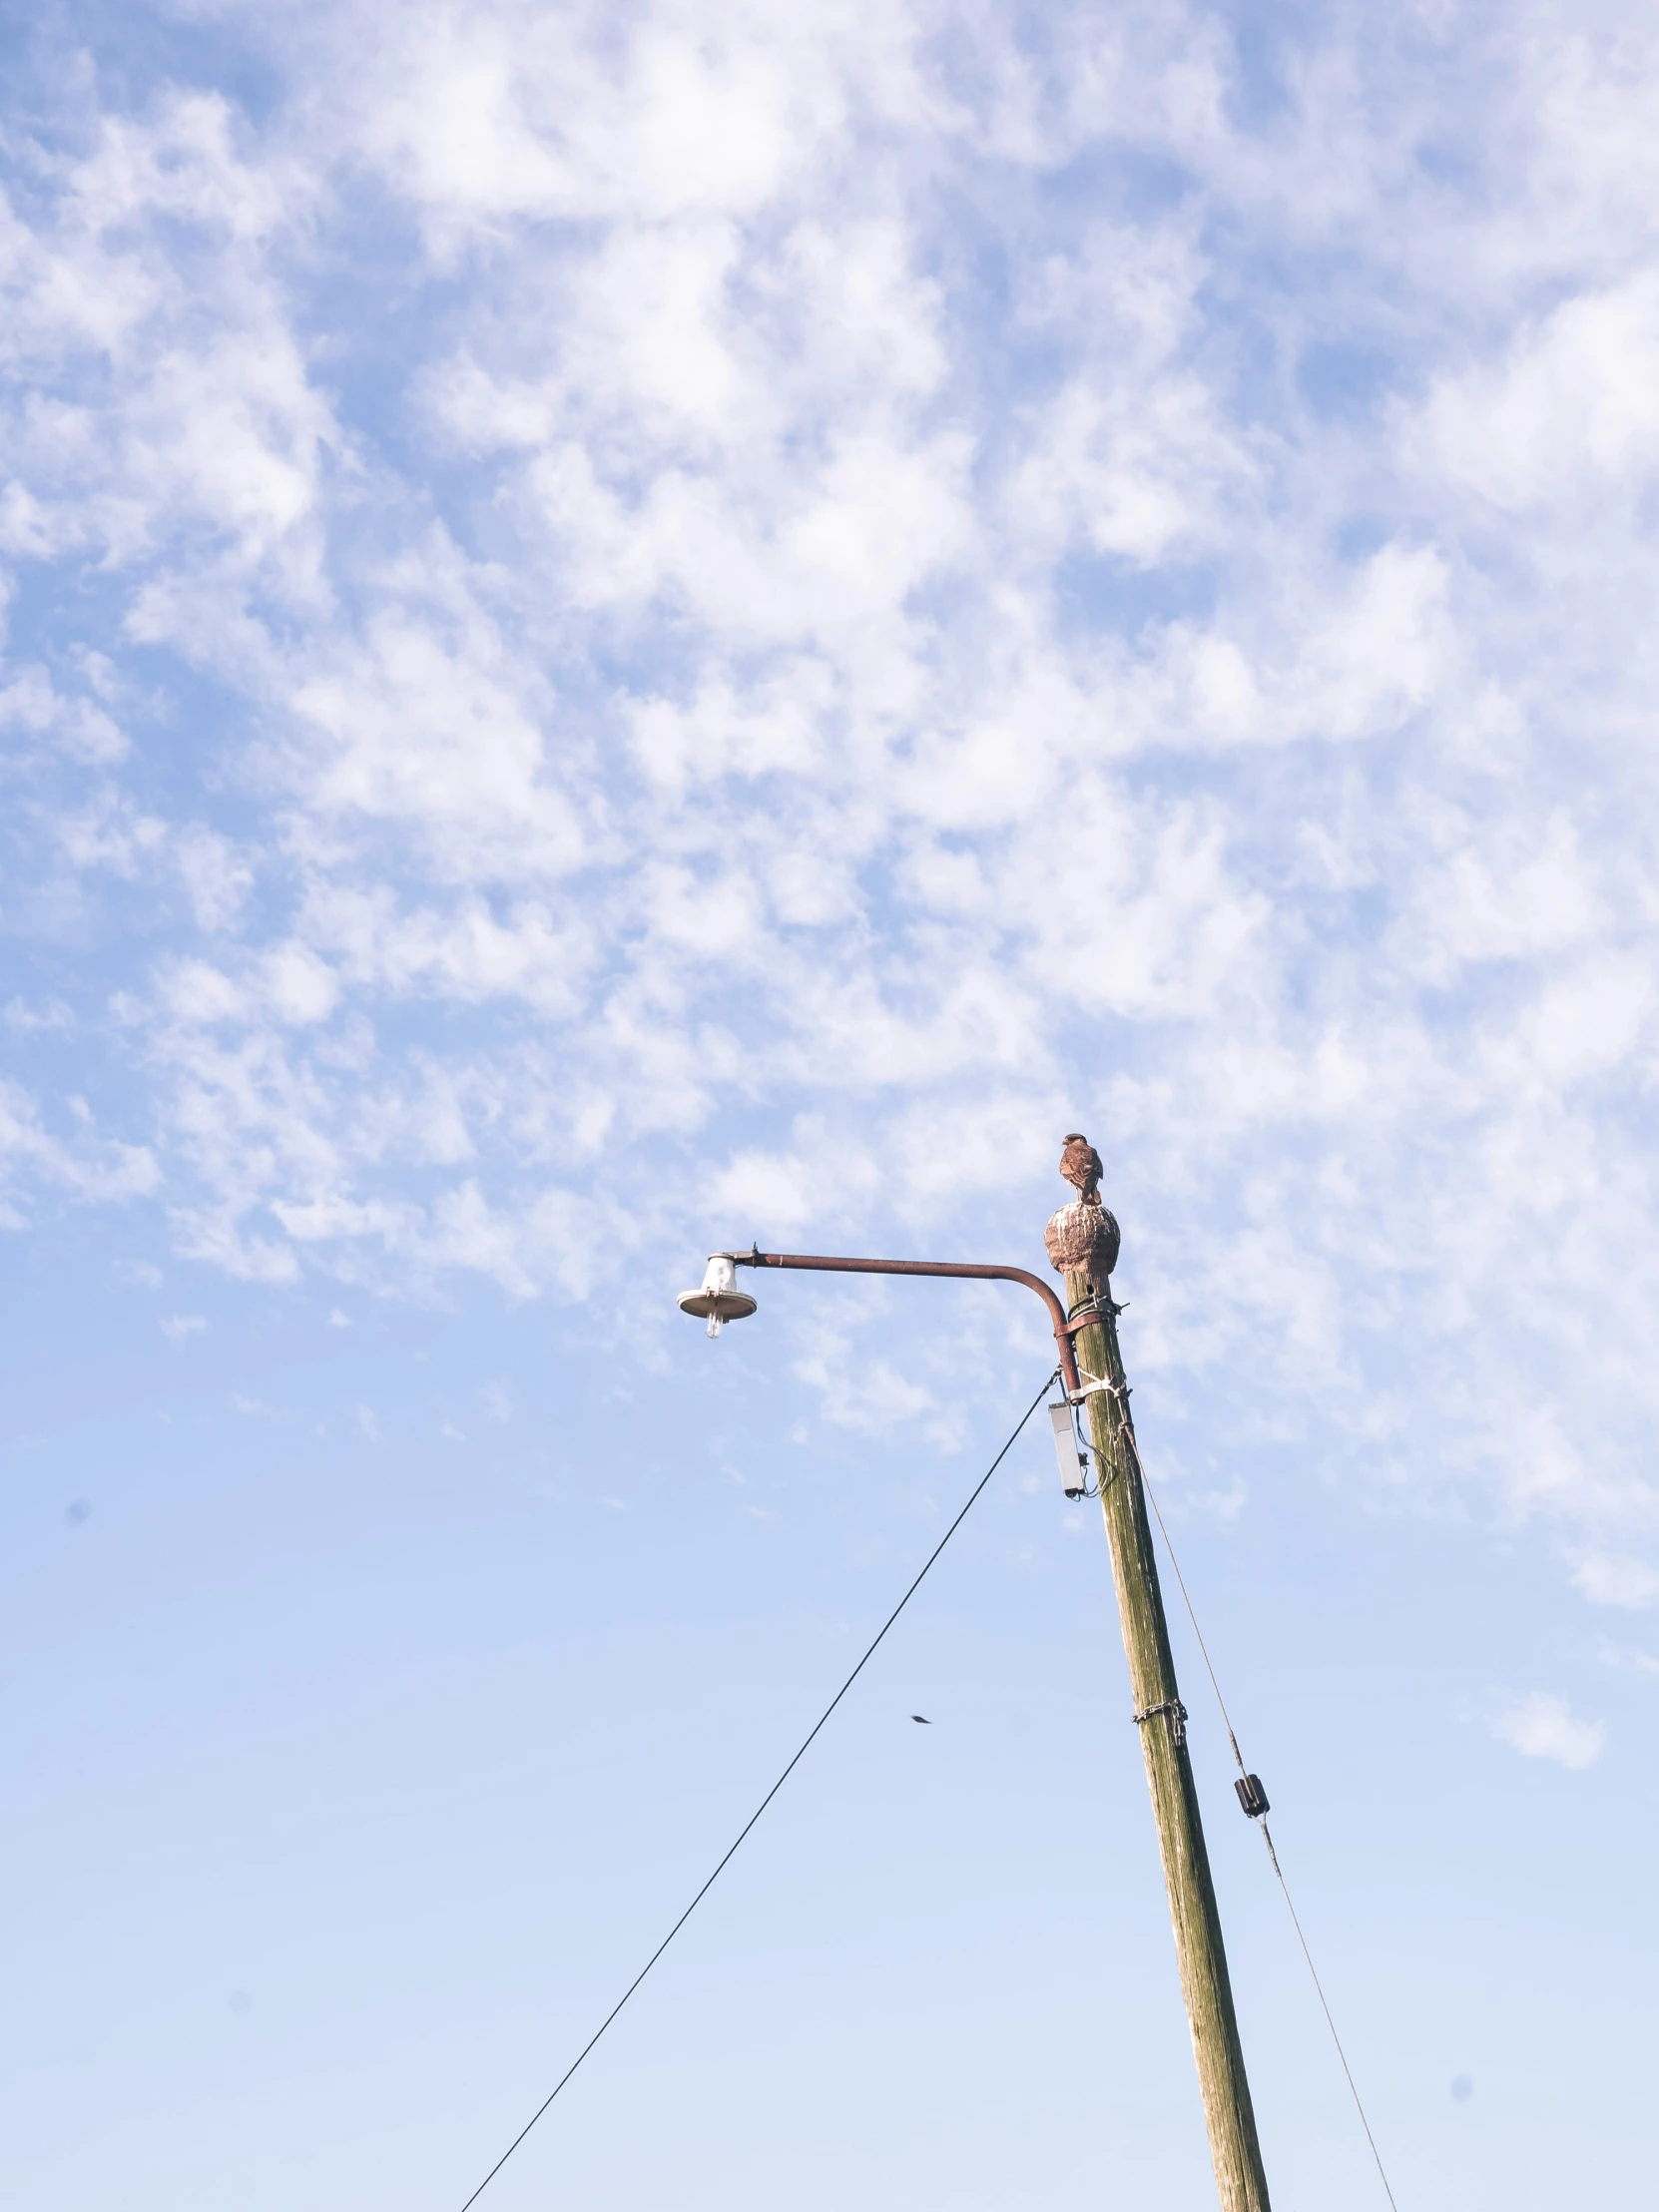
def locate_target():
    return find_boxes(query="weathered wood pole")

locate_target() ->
[1055,1192,1270,2211]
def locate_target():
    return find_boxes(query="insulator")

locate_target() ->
[1234,1773,1270,1820]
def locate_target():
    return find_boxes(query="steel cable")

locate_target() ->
[1127,1432,1401,2212]
[456,1367,1058,2210]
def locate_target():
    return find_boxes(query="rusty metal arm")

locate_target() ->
[718,1247,1083,1398]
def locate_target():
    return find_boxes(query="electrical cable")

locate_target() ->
[455,1367,1059,2211]
[1255,1822,1399,2212]
[1127,1435,1401,2212]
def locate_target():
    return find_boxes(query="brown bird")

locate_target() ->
[1059,1133,1103,1204]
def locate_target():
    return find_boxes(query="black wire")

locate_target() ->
[456,1367,1059,2212]
[1129,1438,1400,2211]
[1129,1435,1250,1774]
[1256,1820,1400,2212]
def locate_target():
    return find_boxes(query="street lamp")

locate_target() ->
[678,1242,1104,1499]
[677,1140,1272,2212]
[677,1239,1091,1393]
[675,1254,759,1337]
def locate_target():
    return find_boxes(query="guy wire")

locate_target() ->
[456,1367,1059,2211]
[1124,1428,1400,2212]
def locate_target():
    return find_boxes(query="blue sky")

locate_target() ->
[5,3,1659,2206]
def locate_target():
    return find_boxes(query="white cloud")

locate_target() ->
[793,1345,943,1437]
[345,1,930,235]
[1415,272,1659,513]
[5,998,74,1034]
[6,0,1659,1565]
[1574,1556,1659,1610]
[0,662,127,762]
[0,1081,159,1214]
[1491,1692,1607,1771]
[175,828,254,934]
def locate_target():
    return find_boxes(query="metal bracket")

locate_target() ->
[1134,1698,1189,1748]
[1061,1298,1127,1334]
[1068,1369,1129,1408]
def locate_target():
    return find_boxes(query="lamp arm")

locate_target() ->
[717,1247,1085,1399]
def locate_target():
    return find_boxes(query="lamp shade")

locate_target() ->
[676,1255,759,1336]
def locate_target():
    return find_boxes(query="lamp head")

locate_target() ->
[677,1254,759,1338]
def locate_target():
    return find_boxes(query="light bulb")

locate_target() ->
[707,1311,724,1340]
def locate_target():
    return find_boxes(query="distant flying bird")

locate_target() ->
[1060,1133,1103,1204]
[910,1714,931,1724]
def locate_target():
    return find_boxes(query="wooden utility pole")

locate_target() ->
[692,1175,1271,2208]
[1056,1199,1271,2211]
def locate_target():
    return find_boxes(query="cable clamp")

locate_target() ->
[1133,1698,1189,1747]
[1069,1370,1130,1407]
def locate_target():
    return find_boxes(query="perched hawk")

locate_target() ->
[1048,1131,1119,1280]
[1059,1133,1103,1204]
